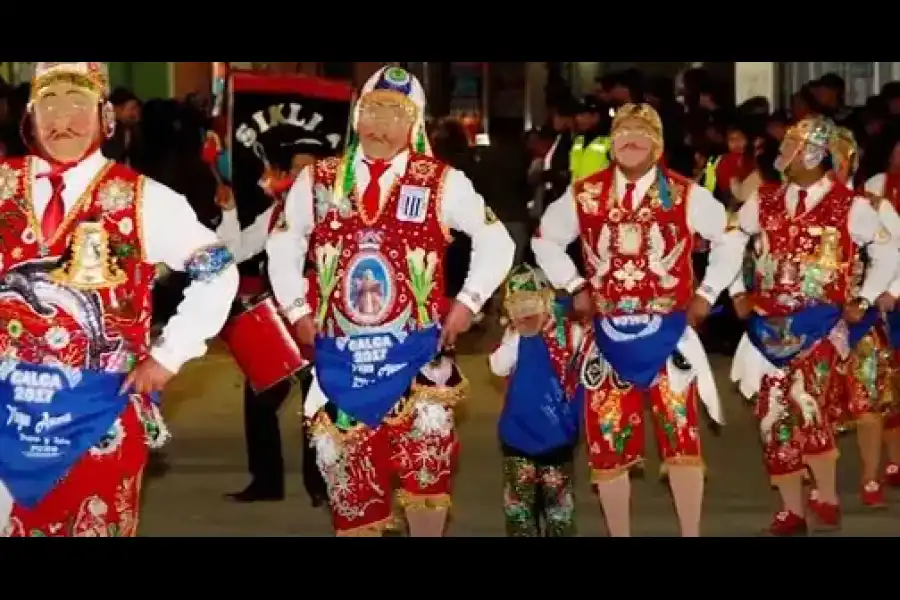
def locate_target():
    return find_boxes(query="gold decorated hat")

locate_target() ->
[611,103,663,146]
[502,264,554,320]
[830,126,859,178]
[31,62,110,102]
[784,115,835,149]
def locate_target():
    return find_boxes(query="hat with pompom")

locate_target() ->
[333,65,431,201]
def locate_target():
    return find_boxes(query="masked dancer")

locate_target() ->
[266,66,514,536]
[532,103,744,537]
[857,134,900,494]
[730,116,897,535]
[489,264,585,537]
[0,62,238,537]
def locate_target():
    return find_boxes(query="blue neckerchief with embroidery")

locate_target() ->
[746,305,841,368]
[847,307,880,348]
[0,360,131,509]
[593,312,687,390]
[314,326,440,427]
[499,334,579,455]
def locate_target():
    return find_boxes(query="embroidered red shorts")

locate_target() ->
[309,398,459,535]
[756,340,839,480]
[3,397,150,537]
[583,368,703,482]
[827,326,900,428]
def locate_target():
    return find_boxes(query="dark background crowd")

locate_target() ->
[5,66,900,345]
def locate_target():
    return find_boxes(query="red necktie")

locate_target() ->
[361,160,391,219]
[37,169,68,241]
[796,189,808,216]
[622,182,637,210]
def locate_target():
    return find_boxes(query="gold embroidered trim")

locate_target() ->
[435,166,452,242]
[23,157,114,251]
[335,516,396,537]
[396,490,452,511]
[590,458,643,484]
[408,375,470,407]
[662,455,705,469]
[133,175,147,263]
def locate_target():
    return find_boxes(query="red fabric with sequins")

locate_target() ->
[751,182,855,317]
[572,167,695,317]
[309,154,450,335]
[0,157,156,536]
[0,158,155,370]
[539,320,579,398]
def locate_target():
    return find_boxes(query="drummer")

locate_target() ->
[267,66,515,537]
[217,146,327,506]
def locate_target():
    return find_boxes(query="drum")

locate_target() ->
[220,295,311,393]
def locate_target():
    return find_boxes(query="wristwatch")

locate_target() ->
[854,297,872,312]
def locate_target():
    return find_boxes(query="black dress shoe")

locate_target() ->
[308,493,328,508]
[225,486,284,503]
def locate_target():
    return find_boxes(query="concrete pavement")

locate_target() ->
[140,334,900,537]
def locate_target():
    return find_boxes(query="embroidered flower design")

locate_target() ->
[11,247,23,260]
[44,326,70,350]
[20,228,36,245]
[0,164,20,202]
[409,159,437,182]
[117,217,134,235]
[7,320,23,338]
[98,179,135,213]
[613,260,645,291]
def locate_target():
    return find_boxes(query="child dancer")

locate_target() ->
[489,265,585,537]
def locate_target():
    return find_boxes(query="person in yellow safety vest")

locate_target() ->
[570,96,612,182]
[700,155,720,193]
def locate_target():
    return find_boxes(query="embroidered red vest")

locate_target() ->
[540,320,579,398]
[572,167,695,316]
[0,157,155,371]
[751,181,855,316]
[309,153,450,337]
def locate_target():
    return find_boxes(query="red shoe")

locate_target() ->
[808,492,842,530]
[885,463,900,487]
[861,480,888,508]
[767,511,808,537]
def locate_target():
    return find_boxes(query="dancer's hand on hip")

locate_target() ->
[440,301,474,350]
[732,293,753,320]
[876,292,897,313]
[293,315,318,347]
[572,288,595,320]
[686,294,712,328]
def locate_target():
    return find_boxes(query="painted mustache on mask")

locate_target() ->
[47,128,80,141]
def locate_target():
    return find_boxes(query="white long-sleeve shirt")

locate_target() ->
[729,176,896,302]
[217,206,275,265]
[489,324,585,377]
[28,150,239,373]
[864,173,900,298]
[531,166,745,305]
[267,149,516,324]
